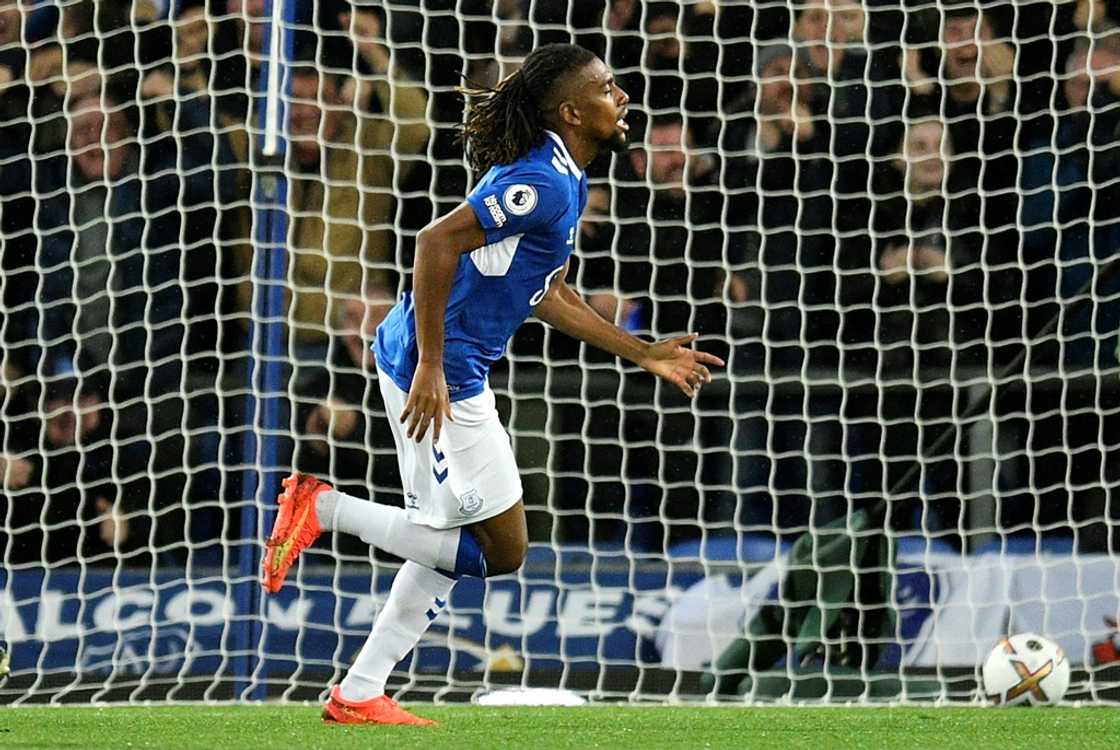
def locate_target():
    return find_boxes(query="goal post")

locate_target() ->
[0,0,1118,705]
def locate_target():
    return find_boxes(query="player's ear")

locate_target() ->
[558,100,581,128]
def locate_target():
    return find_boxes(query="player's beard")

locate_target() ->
[605,128,629,153]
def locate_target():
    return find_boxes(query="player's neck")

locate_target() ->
[550,127,596,170]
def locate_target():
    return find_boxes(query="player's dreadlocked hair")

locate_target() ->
[460,44,597,174]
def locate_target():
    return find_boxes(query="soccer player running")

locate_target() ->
[260,43,724,725]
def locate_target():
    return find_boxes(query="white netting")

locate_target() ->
[0,0,1118,705]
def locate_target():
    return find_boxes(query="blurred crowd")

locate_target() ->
[0,0,1118,567]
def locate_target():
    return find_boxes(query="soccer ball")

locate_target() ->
[982,633,1070,706]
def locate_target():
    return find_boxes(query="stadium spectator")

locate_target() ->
[900,5,1024,365]
[0,369,41,565]
[575,185,643,331]
[871,119,983,373]
[226,0,267,66]
[0,0,23,99]
[639,4,684,113]
[609,115,744,546]
[548,183,654,548]
[856,118,984,537]
[792,0,879,199]
[721,41,848,536]
[1073,0,1120,31]
[293,284,398,504]
[140,1,252,357]
[496,0,534,68]
[0,370,38,492]
[794,0,868,96]
[932,6,1017,176]
[1006,36,1120,552]
[599,0,643,86]
[551,114,744,548]
[612,114,738,341]
[22,1,166,100]
[142,1,250,127]
[34,85,228,397]
[1,378,150,566]
[1021,37,1120,367]
[0,0,37,378]
[614,3,718,133]
[232,23,429,361]
[30,79,234,552]
[740,42,835,370]
[225,0,318,125]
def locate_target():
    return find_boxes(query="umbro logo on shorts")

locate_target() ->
[458,489,484,516]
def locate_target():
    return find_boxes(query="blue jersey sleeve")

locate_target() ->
[466,166,568,245]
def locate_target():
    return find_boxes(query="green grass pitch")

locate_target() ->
[2,705,1119,750]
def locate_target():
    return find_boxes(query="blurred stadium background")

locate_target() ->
[0,0,1119,705]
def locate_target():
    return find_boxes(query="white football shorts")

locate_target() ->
[377,367,523,529]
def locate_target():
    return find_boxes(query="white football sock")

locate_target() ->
[339,561,455,701]
[317,489,461,572]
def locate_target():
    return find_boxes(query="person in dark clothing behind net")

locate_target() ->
[870,119,984,376]
[616,3,720,135]
[2,377,151,567]
[846,117,985,541]
[29,81,236,562]
[739,42,836,373]
[715,41,842,536]
[551,113,745,549]
[905,4,1025,367]
[611,113,739,344]
[33,82,234,408]
[1021,36,1120,369]
[1010,36,1120,552]
[292,286,401,559]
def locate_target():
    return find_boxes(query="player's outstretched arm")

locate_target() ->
[401,203,488,442]
[535,273,724,397]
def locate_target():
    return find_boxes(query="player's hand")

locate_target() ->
[339,9,382,41]
[339,10,391,75]
[640,334,725,398]
[400,361,453,443]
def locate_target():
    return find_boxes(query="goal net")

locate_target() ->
[1,0,1119,704]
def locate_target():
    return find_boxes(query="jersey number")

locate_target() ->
[529,265,565,306]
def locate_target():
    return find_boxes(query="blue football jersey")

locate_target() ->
[376,131,588,401]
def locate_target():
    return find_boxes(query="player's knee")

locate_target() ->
[484,538,528,576]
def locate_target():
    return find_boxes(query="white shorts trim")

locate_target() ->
[377,367,523,529]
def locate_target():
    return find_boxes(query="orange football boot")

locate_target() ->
[261,472,331,593]
[321,686,437,726]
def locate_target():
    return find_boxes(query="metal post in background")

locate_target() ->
[235,0,293,701]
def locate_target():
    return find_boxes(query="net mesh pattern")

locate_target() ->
[0,0,1117,704]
